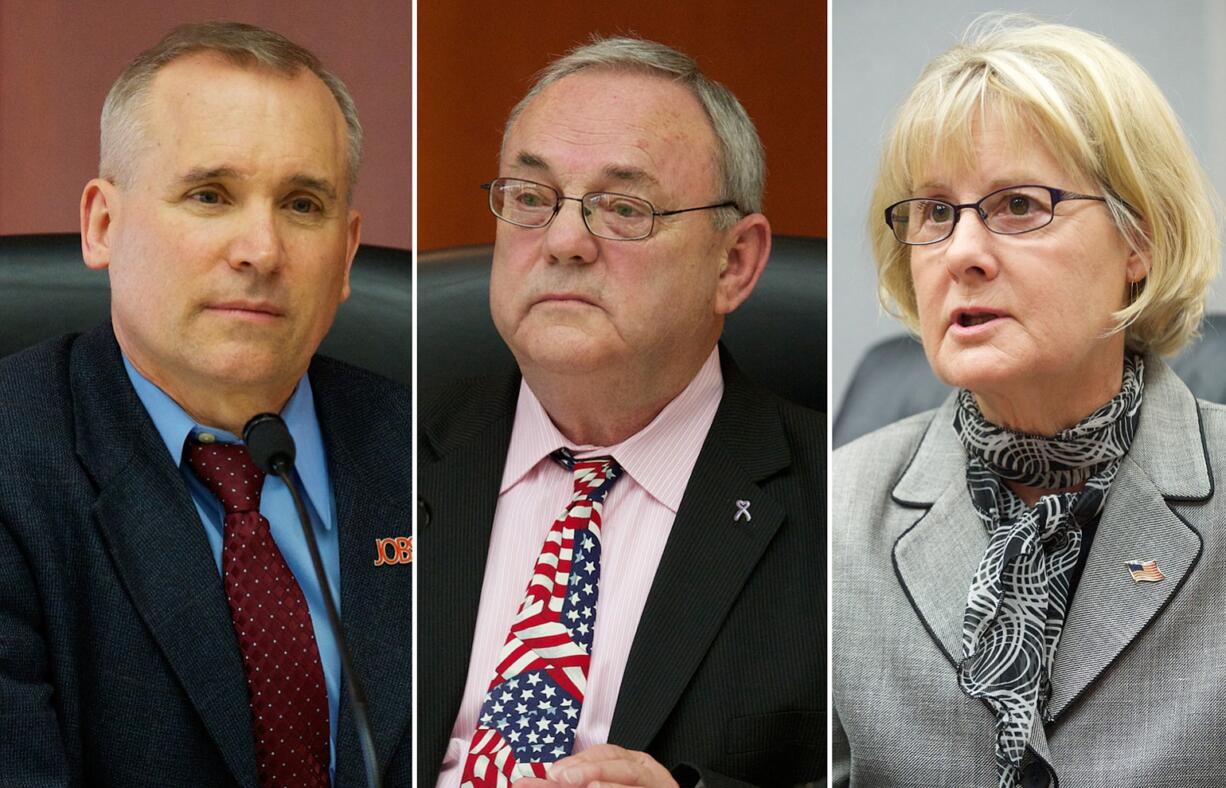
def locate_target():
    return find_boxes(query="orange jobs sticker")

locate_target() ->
[373,536,413,566]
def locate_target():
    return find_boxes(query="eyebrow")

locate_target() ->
[175,166,242,186]
[173,167,338,201]
[511,152,660,190]
[915,176,1039,196]
[287,174,338,201]
[601,164,659,189]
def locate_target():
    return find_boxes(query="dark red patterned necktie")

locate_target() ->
[186,439,330,788]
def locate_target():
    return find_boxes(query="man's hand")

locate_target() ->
[513,744,680,788]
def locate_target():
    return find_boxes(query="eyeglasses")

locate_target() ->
[884,184,1108,246]
[482,177,740,241]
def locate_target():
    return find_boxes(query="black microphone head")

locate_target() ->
[243,412,296,474]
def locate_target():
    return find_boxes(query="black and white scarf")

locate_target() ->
[953,354,1143,788]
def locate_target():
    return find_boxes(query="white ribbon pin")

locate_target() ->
[734,500,752,523]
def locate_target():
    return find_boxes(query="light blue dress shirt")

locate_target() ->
[123,357,341,778]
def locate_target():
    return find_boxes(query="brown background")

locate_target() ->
[419,1,826,251]
[0,0,411,249]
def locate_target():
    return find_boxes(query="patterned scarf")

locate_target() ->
[953,354,1143,788]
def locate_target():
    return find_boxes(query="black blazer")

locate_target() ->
[417,348,825,787]
[0,324,412,787]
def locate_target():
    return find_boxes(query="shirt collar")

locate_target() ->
[122,355,334,531]
[501,346,724,512]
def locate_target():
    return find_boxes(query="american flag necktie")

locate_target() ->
[185,439,331,788]
[461,448,623,787]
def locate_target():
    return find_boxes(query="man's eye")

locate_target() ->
[289,197,322,214]
[515,191,548,208]
[190,190,223,205]
[610,200,648,219]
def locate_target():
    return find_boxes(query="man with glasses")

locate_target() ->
[420,37,823,788]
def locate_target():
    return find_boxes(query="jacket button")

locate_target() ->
[418,497,432,528]
[1022,762,1051,788]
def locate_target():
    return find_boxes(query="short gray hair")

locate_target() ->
[100,21,362,195]
[503,36,765,228]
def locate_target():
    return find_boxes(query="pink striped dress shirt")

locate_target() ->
[436,347,725,786]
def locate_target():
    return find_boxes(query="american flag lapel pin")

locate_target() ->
[1125,559,1165,583]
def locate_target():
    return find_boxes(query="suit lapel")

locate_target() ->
[889,397,983,666]
[1047,357,1208,719]
[310,361,413,785]
[72,326,258,788]
[887,358,1212,739]
[608,355,791,749]
[892,477,986,665]
[417,374,519,782]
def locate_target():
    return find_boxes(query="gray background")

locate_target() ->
[831,1,1226,419]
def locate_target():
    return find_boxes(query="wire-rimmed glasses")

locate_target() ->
[884,184,1108,245]
[482,177,739,241]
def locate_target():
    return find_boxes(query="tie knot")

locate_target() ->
[185,439,266,515]
[550,448,622,502]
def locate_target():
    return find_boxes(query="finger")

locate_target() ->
[553,743,632,767]
[549,758,650,786]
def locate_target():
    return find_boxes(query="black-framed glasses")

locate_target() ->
[482,177,740,241]
[884,184,1108,246]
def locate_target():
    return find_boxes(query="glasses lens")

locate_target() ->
[584,193,654,240]
[489,179,557,227]
[980,186,1054,235]
[890,199,954,244]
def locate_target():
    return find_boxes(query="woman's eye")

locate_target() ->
[1007,195,1031,215]
[928,202,952,223]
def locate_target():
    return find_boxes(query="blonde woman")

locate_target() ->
[833,17,1222,787]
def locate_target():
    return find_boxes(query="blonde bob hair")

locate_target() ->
[869,16,1220,356]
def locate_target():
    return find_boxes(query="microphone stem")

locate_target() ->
[273,462,382,788]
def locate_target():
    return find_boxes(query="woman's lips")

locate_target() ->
[948,307,1009,336]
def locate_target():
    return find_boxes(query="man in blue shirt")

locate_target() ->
[0,22,410,787]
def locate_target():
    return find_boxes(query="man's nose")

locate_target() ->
[542,197,599,265]
[228,204,285,273]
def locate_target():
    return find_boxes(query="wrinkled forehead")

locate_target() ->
[501,69,720,192]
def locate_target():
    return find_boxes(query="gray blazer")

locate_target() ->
[832,356,1226,787]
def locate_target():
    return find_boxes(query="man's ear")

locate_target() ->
[81,179,119,270]
[714,212,771,315]
[339,208,362,302]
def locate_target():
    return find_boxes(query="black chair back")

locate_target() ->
[0,234,410,385]
[834,314,1226,447]
[417,236,827,413]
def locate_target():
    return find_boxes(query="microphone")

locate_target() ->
[243,413,382,788]
[243,412,296,475]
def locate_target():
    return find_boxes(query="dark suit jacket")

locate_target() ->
[0,324,412,787]
[418,348,824,787]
